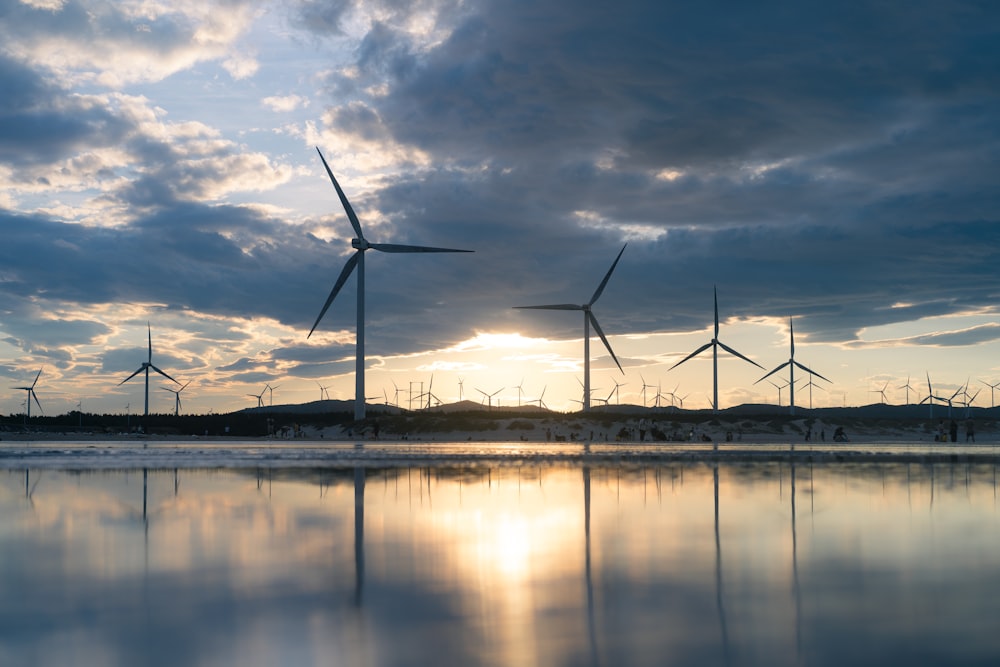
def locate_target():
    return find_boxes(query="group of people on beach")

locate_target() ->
[936,419,975,442]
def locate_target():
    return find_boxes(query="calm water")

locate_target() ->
[2,442,1000,666]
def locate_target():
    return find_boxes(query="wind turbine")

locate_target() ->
[898,376,917,405]
[458,377,465,402]
[980,379,1000,408]
[870,381,889,405]
[671,287,763,413]
[639,374,656,407]
[307,147,473,421]
[267,384,279,407]
[119,324,179,417]
[247,384,267,408]
[514,245,626,411]
[533,386,549,410]
[476,387,504,410]
[161,381,190,416]
[767,379,790,407]
[514,378,526,407]
[610,378,626,405]
[800,373,826,409]
[755,318,829,415]
[919,372,945,418]
[316,381,331,401]
[13,369,43,422]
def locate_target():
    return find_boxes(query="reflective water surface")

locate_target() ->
[2,443,1000,666]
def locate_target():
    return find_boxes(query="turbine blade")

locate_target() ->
[717,340,764,369]
[793,361,831,383]
[316,147,364,240]
[31,390,42,413]
[589,313,623,373]
[119,367,145,385]
[149,365,178,384]
[588,244,627,305]
[669,342,714,370]
[369,242,473,254]
[309,251,361,338]
[31,369,41,389]
[789,317,795,357]
[754,361,790,384]
[513,304,584,311]
[147,322,152,363]
[713,286,720,339]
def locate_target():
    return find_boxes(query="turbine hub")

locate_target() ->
[352,238,369,250]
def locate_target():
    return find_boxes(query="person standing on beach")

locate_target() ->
[966,420,975,442]
[949,420,959,443]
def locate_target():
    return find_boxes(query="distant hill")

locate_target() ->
[236,398,1000,421]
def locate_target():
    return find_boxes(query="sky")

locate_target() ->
[1,0,999,417]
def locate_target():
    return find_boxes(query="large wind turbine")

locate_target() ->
[754,317,829,415]
[119,324,178,417]
[670,287,763,413]
[514,245,626,411]
[307,147,473,421]
[14,369,43,421]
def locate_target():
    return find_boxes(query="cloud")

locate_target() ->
[0,0,261,88]
[262,95,310,113]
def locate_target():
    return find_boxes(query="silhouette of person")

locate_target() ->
[966,420,975,442]
[949,420,958,443]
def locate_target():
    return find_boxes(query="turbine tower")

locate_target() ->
[670,286,763,413]
[119,323,178,417]
[13,369,43,422]
[514,245,626,411]
[307,147,473,421]
[754,319,828,415]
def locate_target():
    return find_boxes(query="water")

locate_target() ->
[1,441,999,666]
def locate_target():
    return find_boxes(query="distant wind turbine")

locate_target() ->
[515,245,626,411]
[307,147,473,421]
[919,372,945,418]
[533,386,549,410]
[161,381,191,416]
[317,381,331,401]
[800,373,826,409]
[870,381,889,405]
[247,384,267,408]
[119,323,179,417]
[13,369,43,422]
[671,287,763,413]
[476,387,504,410]
[980,379,1000,408]
[755,318,829,415]
[767,379,790,407]
[639,374,656,407]
[898,376,916,405]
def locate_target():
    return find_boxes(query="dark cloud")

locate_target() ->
[0,55,130,166]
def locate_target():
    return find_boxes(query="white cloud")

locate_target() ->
[262,95,309,113]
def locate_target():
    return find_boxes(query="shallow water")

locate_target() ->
[1,442,999,666]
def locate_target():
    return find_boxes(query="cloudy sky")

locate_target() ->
[1,0,999,417]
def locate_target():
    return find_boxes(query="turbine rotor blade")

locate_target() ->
[119,366,145,385]
[31,369,41,389]
[717,340,764,369]
[589,244,627,306]
[755,361,791,384]
[309,251,361,338]
[669,342,714,371]
[792,361,831,383]
[589,312,623,373]
[513,304,584,311]
[316,147,364,240]
[369,242,473,254]
[713,286,720,339]
[149,364,178,384]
